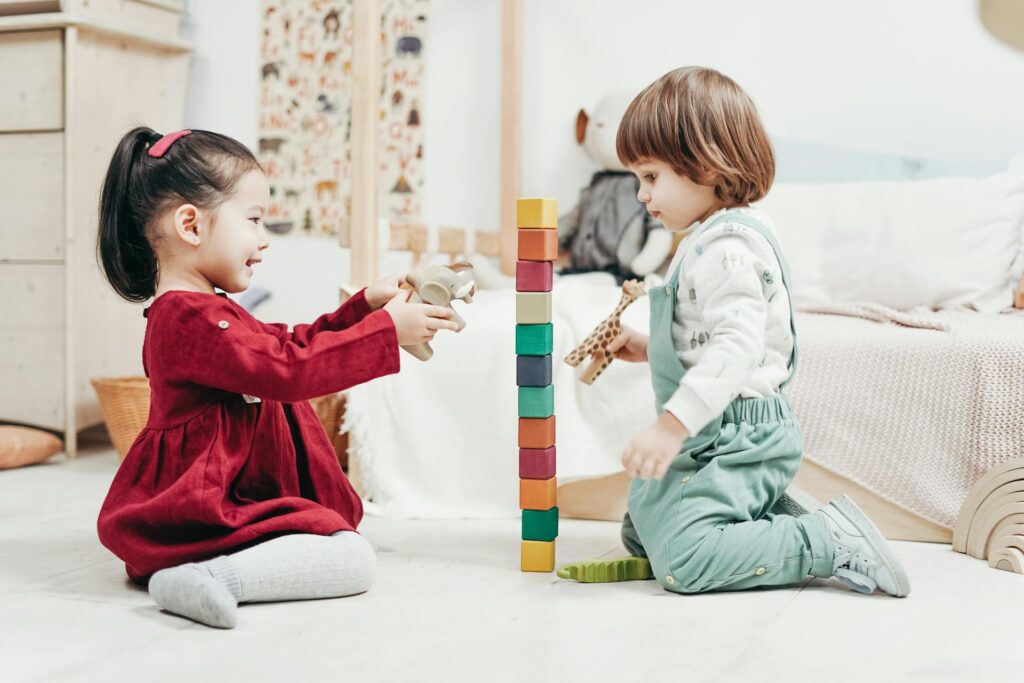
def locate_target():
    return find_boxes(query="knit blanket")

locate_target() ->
[786,306,1024,529]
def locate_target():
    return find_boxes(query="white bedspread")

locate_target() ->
[344,273,655,518]
[345,276,1024,526]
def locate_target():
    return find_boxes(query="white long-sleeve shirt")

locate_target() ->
[660,207,795,435]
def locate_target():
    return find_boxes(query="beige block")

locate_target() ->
[516,292,551,324]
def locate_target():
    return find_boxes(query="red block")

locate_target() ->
[516,260,553,292]
[520,446,556,479]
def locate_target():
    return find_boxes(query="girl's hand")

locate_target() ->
[621,412,690,480]
[604,325,649,363]
[365,273,407,310]
[383,290,459,345]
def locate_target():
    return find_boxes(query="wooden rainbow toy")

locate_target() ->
[516,198,558,572]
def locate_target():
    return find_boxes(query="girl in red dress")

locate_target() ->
[95,127,457,628]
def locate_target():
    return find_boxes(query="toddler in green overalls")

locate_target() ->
[558,67,910,597]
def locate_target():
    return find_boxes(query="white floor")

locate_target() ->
[2,436,1022,683]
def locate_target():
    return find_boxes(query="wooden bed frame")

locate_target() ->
[338,0,1024,574]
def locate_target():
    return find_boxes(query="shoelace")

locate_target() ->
[835,547,883,574]
[831,532,882,574]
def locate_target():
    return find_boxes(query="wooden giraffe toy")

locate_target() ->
[564,279,647,384]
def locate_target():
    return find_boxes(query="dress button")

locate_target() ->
[665,575,676,585]
[218,320,229,329]
[755,567,766,576]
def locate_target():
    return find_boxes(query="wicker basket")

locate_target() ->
[91,376,348,466]
[310,391,349,470]
[90,376,151,460]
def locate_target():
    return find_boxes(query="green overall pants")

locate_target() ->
[621,211,834,593]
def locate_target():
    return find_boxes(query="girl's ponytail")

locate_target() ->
[97,126,162,303]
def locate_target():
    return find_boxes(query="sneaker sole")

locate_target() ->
[834,494,911,597]
[556,557,653,583]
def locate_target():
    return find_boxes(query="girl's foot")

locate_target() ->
[148,563,239,628]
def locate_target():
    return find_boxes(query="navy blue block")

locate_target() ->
[517,354,552,387]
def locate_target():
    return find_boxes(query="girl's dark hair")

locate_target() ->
[97,127,263,302]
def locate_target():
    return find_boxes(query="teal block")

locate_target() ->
[516,323,553,356]
[522,507,559,541]
[519,385,554,418]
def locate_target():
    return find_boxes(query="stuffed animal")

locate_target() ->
[558,93,675,283]
[400,261,475,361]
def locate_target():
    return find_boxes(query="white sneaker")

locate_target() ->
[815,494,911,597]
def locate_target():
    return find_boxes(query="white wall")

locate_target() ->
[181,0,261,150]
[182,0,1024,323]
[519,0,1024,208]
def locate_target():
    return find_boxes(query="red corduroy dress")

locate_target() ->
[97,288,399,581]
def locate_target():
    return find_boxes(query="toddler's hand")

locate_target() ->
[604,325,649,363]
[383,290,459,346]
[622,412,690,480]
[365,273,407,310]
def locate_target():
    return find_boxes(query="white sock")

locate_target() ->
[148,563,239,629]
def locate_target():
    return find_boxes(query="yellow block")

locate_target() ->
[521,539,556,572]
[516,198,558,229]
[516,292,551,324]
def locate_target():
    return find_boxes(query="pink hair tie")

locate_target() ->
[148,130,192,158]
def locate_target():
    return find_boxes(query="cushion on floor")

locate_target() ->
[0,426,63,469]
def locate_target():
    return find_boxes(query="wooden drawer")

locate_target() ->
[0,132,63,260]
[0,263,65,430]
[0,2,60,16]
[61,0,183,35]
[0,29,63,131]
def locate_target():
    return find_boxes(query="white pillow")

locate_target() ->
[757,172,1024,312]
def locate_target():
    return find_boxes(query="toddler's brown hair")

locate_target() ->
[616,66,775,205]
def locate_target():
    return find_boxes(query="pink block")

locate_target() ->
[520,446,556,479]
[516,260,553,292]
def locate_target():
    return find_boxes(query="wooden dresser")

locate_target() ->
[0,0,190,456]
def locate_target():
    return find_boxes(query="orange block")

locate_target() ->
[518,229,558,262]
[520,476,557,510]
[519,416,555,448]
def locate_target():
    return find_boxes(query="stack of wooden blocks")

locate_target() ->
[516,198,559,572]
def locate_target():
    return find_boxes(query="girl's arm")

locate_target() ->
[158,294,400,403]
[258,288,375,347]
[662,231,769,435]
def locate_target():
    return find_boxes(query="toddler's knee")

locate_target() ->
[657,562,714,594]
[659,535,719,594]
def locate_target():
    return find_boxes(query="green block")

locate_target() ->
[519,385,554,418]
[516,323,553,356]
[522,507,559,541]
